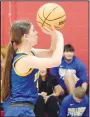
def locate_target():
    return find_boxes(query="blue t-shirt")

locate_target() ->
[59,94,89,117]
[51,56,88,86]
[3,53,39,111]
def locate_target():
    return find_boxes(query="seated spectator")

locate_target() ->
[1,46,7,110]
[34,69,61,117]
[59,87,89,117]
[51,44,88,96]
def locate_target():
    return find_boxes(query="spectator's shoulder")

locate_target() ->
[84,95,89,104]
[49,74,57,81]
[50,74,56,78]
[74,56,86,68]
[62,94,72,104]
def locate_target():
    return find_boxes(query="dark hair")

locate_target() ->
[73,87,86,99]
[1,20,31,101]
[38,69,50,83]
[38,69,54,93]
[64,44,74,52]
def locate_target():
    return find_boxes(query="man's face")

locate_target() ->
[63,51,74,61]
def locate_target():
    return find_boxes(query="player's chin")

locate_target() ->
[33,38,38,46]
[65,57,73,61]
[36,36,38,41]
[32,41,37,47]
[35,38,38,44]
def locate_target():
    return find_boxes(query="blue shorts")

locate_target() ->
[4,105,35,117]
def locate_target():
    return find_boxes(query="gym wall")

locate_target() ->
[1,1,88,72]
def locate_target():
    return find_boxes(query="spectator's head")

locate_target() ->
[39,69,47,77]
[73,87,86,102]
[39,69,50,79]
[1,46,7,71]
[63,44,74,62]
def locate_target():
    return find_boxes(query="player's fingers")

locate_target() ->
[41,27,48,34]
[50,25,55,31]
[43,26,52,33]
[41,27,52,35]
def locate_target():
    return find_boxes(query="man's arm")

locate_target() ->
[83,97,89,117]
[83,105,89,117]
[59,98,68,117]
[76,60,88,91]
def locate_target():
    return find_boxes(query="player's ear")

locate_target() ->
[24,34,28,40]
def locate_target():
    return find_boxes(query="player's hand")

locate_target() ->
[41,25,63,38]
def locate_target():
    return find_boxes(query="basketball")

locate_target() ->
[36,3,66,29]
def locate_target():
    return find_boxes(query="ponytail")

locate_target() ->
[1,20,31,102]
[1,42,15,101]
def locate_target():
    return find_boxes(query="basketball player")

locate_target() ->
[59,87,89,117]
[51,44,88,95]
[1,20,64,116]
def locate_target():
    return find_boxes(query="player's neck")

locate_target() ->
[16,42,32,54]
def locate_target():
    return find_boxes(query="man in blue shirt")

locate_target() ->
[51,44,88,95]
[59,87,89,117]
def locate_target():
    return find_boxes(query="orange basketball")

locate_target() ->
[36,3,66,29]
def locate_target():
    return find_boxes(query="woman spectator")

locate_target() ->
[35,69,61,117]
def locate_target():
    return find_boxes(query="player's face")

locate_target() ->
[63,51,74,61]
[26,25,38,46]
[39,69,47,77]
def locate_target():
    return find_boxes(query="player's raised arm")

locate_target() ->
[18,25,64,70]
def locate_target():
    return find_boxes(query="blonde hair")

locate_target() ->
[74,87,86,99]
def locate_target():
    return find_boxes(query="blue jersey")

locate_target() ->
[51,56,88,89]
[59,95,89,117]
[3,53,39,111]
